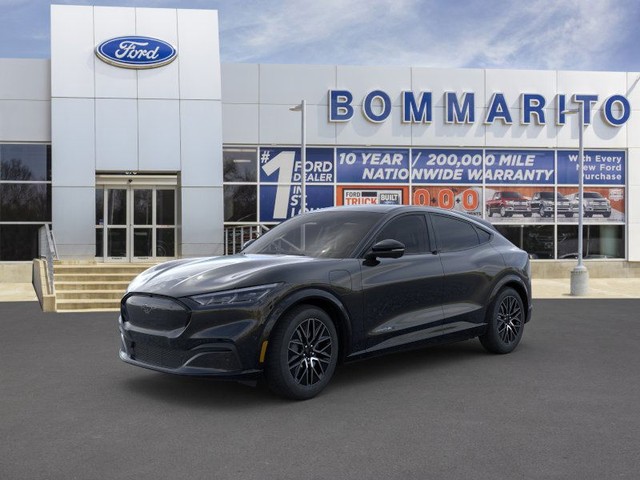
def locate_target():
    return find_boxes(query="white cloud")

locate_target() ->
[0,0,635,70]
[218,0,633,71]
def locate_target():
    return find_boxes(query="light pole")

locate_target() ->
[562,104,589,295]
[289,100,307,213]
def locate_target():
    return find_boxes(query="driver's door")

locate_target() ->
[360,213,444,353]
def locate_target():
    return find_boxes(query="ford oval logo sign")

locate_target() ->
[95,36,177,69]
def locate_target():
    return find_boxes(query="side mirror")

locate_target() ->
[366,239,405,260]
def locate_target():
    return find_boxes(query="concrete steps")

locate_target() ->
[52,262,156,312]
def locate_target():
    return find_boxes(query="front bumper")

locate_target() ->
[118,293,266,378]
[585,205,611,214]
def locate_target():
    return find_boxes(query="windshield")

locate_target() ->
[501,191,522,199]
[243,210,384,258]
[584,192,604,199]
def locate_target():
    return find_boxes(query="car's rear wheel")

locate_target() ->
[265,305,338,400]
[479,287,525,354]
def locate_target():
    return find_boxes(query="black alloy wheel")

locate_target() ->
[265,305,338,400]
[479,287,525,354]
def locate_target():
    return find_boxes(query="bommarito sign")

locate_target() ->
[328,90,631,127]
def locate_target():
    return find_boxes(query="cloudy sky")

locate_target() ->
[1,0,638,71]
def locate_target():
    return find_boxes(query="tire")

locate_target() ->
[539,206,545,217]
[486,206,493,217]
[479,287,525,354]
[523,213,532,218]
[500,206,507,217]
[565,213,573,218]
[265,305,338,400]
[603,212,611,218]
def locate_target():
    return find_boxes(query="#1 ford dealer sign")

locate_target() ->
[95,36,177,69]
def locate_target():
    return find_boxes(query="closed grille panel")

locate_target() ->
[125,295,189,331]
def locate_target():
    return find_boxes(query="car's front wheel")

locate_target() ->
[479,287,525,354]
[265,305,338,400]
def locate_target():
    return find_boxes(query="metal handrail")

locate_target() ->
[38,224,58,294]
[224,224,270,255]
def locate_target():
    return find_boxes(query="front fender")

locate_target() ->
[260,287,353,354]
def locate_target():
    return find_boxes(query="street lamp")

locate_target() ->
[562,104,588,295]
[289,100,307,213]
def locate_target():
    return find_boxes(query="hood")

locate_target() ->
[127,254,321,298]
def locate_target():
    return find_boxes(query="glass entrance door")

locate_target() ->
[96,182,176,262]
[132,188,153,260]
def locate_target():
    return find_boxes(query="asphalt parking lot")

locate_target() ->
[1,300,639,480]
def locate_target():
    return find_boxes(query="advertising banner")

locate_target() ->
[259,147,334,184]
[411,186,482,216]
[260,185,334,222]
[557,150,625,185]
[336,186,408,206]
[484,150,554,184]
[259,147,335,222]
[557,187,625,223]
[336,148,410,183]
[485,187,559,223]
[411,149,483,184]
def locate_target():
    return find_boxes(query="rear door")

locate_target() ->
[361,213,444,353]
[429,213,501,333]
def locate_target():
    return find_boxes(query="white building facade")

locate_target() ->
[0,5,639,275]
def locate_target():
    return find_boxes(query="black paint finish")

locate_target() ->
[119,205,532,381]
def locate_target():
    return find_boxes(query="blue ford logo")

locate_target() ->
[95,36,177,69]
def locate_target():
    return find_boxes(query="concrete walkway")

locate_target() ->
[532,277,640,299]
[0,283,37,302]
[1,278,639,303]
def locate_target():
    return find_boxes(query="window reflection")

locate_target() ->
[223,148,257,182]
[0,144,51,181]
[224,185,257,222]
[0,184,51,222]
[156,190,175,225]
[495,225,554,259]
[0,224,41,261]
[557,225,624,259]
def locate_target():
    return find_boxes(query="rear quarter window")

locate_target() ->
[432,214,480,252]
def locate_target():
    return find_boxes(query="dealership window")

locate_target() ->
[220,145,628,260]
[557,225,624,259]
[223,147,258,223]
[0,145,52,261]
[494,225,555,260]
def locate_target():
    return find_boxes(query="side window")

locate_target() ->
[375,215,429,254]
[432,214,480,252]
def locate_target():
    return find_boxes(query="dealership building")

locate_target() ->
[1,4,640,283]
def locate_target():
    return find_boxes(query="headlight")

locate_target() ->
[506,200,515,205]
[189,284,280,307]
